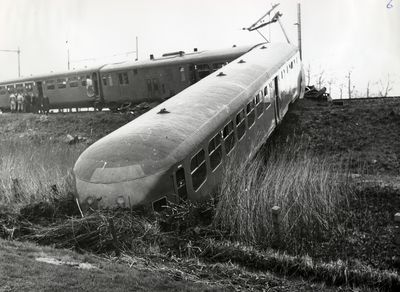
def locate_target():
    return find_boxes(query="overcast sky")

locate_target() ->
[0,0,399,98]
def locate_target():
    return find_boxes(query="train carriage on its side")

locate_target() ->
[73,42,305,215]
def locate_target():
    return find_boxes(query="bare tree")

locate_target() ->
[376,74,394,97]
[339,83,344,99]
[315,66,327,89]
[305,62,312,86]
[345,69,355,99]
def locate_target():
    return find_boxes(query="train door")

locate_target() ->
[273,76,281,123]
[145,76,161,100]
[173,166,188,203]
[86,74,99,98]
[36,81,44,98]
[189,64,197,84]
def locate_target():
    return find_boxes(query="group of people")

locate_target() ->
[9,92,50,114]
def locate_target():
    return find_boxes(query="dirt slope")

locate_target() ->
[271,97,400,177]
[1,97,399,177]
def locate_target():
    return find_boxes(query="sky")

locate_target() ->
[0,0,399,99]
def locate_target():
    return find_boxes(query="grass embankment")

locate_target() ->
[1,133,399,291]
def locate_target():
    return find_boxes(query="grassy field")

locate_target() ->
[0,97,399,291]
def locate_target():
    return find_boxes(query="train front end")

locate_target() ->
[73,118,179,215]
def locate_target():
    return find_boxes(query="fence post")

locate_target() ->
[108,217,120,257]
[395,213,400,261]
[272,206,282,244]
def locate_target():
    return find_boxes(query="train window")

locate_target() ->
[108,75,113,86]
[69,77,78,88]
[146,79,152,91]
[176,167,187,201]
[264,86,271,107]
[57,78,67,89]
[152,78,159,91]
[7,85,14,93]
[208,133,222,171]
[118,72,129,85]
[197,64,210,79]
[256,92,264,118]
[0,86,5,95]
[264,86,268,96]
[223,120,235,154]
[133,69,138,75]
[191,149,207,191]
[212,62,227,71]
[247,100,255,127]
[236,109,246,140]
[16,84,24,93]
[102,75,108,86]
[46,80,55,90]
[179,67,186,81]
[152,197,167,212]
[80,76,87,87]
[25,82,33,92]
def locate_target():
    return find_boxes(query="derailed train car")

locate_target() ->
[73,42,305,215]
[0,44,258,112]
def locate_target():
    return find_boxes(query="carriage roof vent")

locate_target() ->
[150,54,154,60]
[162,51,185,57]
[238,59,246,64]
[194,48,198,52]
[261,45,267,49]
[217,72,226,77]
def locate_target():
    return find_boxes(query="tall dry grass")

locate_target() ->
[0,138,86,208]
[213,138,353,249]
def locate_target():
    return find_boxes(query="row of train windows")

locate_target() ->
[280,56,299,80]
[102,62,228,88]
[0,76,90,94]
[45,76,88,90]
[188,86,272,191]
[0,83,34,95]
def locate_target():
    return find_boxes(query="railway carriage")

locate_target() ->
[0,44,258,112]
[73,42,305,215]
[95,44,259,110]
[0,66,103,111]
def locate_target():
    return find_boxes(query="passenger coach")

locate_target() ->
[0,44,259,112]
[73,42,305,215]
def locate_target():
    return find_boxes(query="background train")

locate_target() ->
[0,44,260,112]
[73,42,306,215]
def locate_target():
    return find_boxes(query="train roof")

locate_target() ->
[99,43,264,72]
[0,65,105,85]
[74,42,299,183]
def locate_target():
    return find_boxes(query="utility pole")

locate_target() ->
[295,3,302,60]
[0,47,21,77]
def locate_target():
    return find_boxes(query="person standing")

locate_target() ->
[42,95,50,115]
[31,93,37,113]
[24,93,31,113]
[9,92,17,113]
[17,93,24,113]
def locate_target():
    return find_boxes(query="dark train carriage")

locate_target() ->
[36,66,104,110]
[98,44,261,110]
[0,66,103,111]
[0,76,37,111]
[73,42,305,214]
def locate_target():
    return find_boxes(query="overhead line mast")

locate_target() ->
[0,47,21,77]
